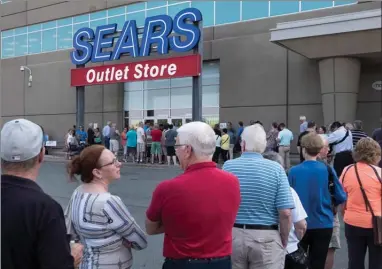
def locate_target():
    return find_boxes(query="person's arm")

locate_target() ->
[104,196,147,250]
[146,182,167,235]
[327,129,341,144]
[276,131,282,143]
[275,169,295,248]
[331,166,347,206]
[290,188,308,240]
[294,219,307,240]
[37,201,75,269]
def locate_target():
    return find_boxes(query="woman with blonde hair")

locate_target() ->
[340,137,382,269]
[65,145,147,268]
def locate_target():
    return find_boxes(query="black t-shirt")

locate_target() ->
[297,131,310,162]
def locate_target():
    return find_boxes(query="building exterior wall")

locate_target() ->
[1,1,381,144]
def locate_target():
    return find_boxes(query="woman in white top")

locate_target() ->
[212,129,222,163]
[66,145,147,269]
[262,151,308,269]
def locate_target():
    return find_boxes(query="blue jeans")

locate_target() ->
[104,137,110,149]
[162,257,231,269]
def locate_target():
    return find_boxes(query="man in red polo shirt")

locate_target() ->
[150,124,163,164]
[146,121,241,269]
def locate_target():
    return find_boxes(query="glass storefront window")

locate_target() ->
[168,2,190,18]
[57,26,72,50]
[145,79,170,89]
[335,1,357,6]
[144,89,170,110]
[126,11,145,27]
[42,29,57,52]
[57,17,72,27]
[203,63,220,85]
[108,15,126,31]
[215,1,240,25]
[90,19,107,31]
[170,87,192,109]
[191,1,214,27]
[90,10,107,20]
[147,1,166,8]
[73,14,89,24]
[14,35,28,56]
[147,7,166,17]
[171,77,192,88]
[270,1,300,16]
[73,22,89,34]
[1,37,14,58]
[127,2,145,12]
[301,1,333,11]
[42,21,56,30]
[124,90,143,110]
[203,85,219,107]
[28,32,41,54]
[108,6,125,17]
[242,1,269,20]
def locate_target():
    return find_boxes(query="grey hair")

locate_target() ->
[262,151,284,167]
[353,120,363,130]
[177,121,216,158]
[241,124,267,153]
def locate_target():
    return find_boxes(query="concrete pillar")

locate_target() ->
[319,57,361,125]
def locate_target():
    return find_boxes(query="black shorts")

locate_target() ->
[166,146,176,156]
[127,147,136,155]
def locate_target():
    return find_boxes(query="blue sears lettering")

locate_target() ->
[70,8,202,65]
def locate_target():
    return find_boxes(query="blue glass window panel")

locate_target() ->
[108,6,125,17]
[42,29,56,52]
[126,11,145,27]
[191,1,214,27]
[73,14,89,24]
[14,35,28,56]
[242,1,269,20]
[301,1,333,11]
[57,17,72,26]
[108,15,126,31]
[270,1,300,16]
[73,22,89,34]
[57,26,72,50]
[168,2,190,18]
[42,21,56,29]
[90,10,107,20]
[2,29,14,37]
[215,1,240,25]
[1,37,14,58]
[147,7,167,17]
[147,1,166,8]
[90,18,107,31]
[335,1,357,6]
[127,2,145,12]
[28,24,41,33]
[28,32,41,54]
[14,27,27,35]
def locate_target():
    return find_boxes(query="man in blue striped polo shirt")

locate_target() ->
[223,124,294,269]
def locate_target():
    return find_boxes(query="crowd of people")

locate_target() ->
[1,117,382,269]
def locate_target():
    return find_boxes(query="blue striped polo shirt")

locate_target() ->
[223,152,294,225]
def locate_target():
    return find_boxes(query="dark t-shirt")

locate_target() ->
[297,131,310,162]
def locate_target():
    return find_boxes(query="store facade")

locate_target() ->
[1,1,381,143]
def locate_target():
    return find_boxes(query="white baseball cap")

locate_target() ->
[1,118,44,162]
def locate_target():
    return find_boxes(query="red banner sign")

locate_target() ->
[71,54,201,87]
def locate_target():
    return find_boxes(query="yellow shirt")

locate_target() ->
[221,134,230,150]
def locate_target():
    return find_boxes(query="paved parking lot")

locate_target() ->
[38,161,350,269]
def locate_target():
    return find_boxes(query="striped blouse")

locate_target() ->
[69,187,147,269]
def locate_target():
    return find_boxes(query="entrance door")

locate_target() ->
[171,118,183,128]
[156,118,169,125]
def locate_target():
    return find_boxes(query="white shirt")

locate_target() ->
[215,135,221,147]
[327,126,353,154]
[67,134,77,146]
[287,188,308,254]
[136,127,145,143]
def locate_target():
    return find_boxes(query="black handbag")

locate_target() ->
[354,163,382,246]
[285,245,309,269]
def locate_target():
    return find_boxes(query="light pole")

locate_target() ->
[20,65,33,87]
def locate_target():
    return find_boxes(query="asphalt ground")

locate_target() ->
[37,161,352,269]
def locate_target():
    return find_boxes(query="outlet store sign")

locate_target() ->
[70,8,202,86]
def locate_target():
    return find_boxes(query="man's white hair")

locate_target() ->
[241,124,267,153]
[177,121,216,158]
[299,115,306,121]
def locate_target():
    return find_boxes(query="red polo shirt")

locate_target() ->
[151,129,162,142]
[146,162,240,259]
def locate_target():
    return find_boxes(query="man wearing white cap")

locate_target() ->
[1,119,81,269]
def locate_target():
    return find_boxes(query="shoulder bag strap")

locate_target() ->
[341,164,354,185]
[354,163,375,216]
[367,164,382,214]
[330,130,349,146]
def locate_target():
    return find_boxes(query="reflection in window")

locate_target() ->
[57,26,72,50]
[242,1,269,20]
[191,1,214,27]
[301,1,333,11]
[171,77,192,88]
[42,29,57,52]
[171,87,192,109]
[14,35,28,56]
[90,19,107,31]
[108,15,126,31]
[126,81,144,91]
[270,1,300,16]
[145,79,170,89]
[215,1,240,25]
[28,32,41,54]
[126,11,145,27]
[168,2,190,18]
[144,89,170,110]
[203,63,220,85]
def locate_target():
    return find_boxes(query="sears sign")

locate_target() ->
[70,8,202,65]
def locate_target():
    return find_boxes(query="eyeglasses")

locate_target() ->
[99,158,119,168]
[174,144,187,148]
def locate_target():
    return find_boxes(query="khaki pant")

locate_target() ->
[278,146,290,170]
[232,228,285,269]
